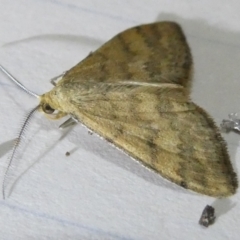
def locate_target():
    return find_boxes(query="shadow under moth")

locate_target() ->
[1,21,238,223]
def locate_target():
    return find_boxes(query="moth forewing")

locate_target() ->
[55,21,193,90]
[40,80,237,197]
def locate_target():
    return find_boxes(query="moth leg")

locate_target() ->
[59,117,78,129]
[50,72,66,86]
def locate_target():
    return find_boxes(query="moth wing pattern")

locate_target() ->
[58,82,237,197]
[40,21,237,197]
[60,22,192,90]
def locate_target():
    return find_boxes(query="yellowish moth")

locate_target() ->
[1,22,238,201]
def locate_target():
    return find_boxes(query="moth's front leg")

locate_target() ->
[59,116,78,129]
[50,72,66,86]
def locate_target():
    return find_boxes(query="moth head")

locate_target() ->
[39,91,67,120]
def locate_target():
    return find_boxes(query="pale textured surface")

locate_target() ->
[0,1,240,240]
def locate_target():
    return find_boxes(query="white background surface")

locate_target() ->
[0,0,240,239]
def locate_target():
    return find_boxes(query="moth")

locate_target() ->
[1,21,238,199]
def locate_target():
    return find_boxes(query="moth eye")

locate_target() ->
[42,104,55,114]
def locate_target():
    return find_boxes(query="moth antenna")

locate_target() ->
[2,105,40,199]
[0,65,39,98]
